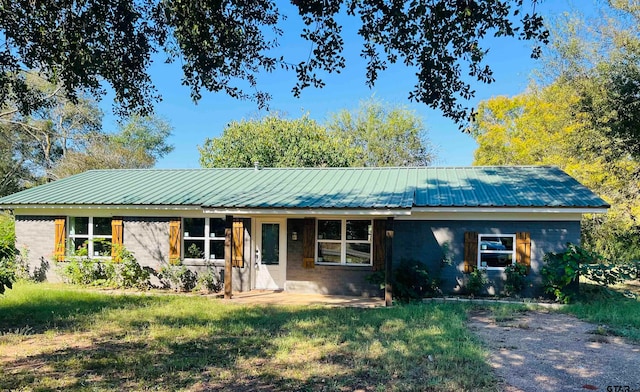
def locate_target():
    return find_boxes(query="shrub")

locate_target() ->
[60,245,150,289]
[160,264,198,292]
[503,263,528,297]
[197,264,223,293]
[110,246,150,289]
[466,268,488,296]
[367,258,439,302]
[61,258,111,285]
[541,243,638,303]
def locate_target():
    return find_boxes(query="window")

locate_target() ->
[68,217,112,257]
[316,219,372,265]
[478,234,516,269]
[183,217,225,260]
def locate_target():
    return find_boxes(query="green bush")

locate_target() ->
[60,245,150,289]
[197,264,223,293]
[0,212,16,261]
[466,268,488,296]
[110,246,150,289]
[159,264,198,292]
[541,243,638,303]
[367,259,439,302]
[503,263,528,297]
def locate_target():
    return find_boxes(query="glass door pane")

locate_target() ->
[261,223,280,265]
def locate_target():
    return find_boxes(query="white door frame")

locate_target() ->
[253,217,287,290]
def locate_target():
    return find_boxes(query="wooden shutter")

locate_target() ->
[232,219,244,268]
[372,220,386,271]
[302,218,316,268]
[516,232,531,274]
[463,231,478,273]
[111,218,123,260]
[169,218,181,264]
[54,217,66,262]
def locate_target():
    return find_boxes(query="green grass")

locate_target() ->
[561,283,640,343]
[0,283,497,391]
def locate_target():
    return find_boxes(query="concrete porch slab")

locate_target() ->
[225,290,384,308]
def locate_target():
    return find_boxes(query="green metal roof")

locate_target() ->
[0,166,609,210]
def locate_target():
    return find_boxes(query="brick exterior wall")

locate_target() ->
[285,219,382,296]
[15,216,59,282]
[393,220,581,296]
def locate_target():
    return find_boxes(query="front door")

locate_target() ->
[254,218,287,290]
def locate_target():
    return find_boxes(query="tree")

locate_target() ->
[327,99,435,166]
[0,0,548,124]
[199,115,355,168]
[472,83,640,262]
[0,72,103,182]
[52,115,174,178]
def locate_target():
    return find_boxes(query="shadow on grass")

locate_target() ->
[0,285,496,391]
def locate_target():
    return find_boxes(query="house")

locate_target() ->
[0,166,608,299]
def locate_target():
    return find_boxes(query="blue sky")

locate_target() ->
[102,0,583,168]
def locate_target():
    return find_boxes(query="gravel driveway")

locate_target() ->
[468,310,640,392]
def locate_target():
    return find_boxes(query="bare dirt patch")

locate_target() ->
[469,310,640,392]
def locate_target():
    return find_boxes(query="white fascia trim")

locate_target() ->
[411,207,609,214]
[3,204,202,211]
[202,208,411,216]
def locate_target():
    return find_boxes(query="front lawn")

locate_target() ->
[0,283,495,391]
[562,282,640,343]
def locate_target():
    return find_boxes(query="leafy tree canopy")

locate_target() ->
[199,99,435,168]
[327,98,435,166]
[0,0,547,124]
[199,114,356,168]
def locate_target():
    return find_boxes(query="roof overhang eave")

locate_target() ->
[201,207,412,216]
[410,206,610,214]
[1,203,204,211]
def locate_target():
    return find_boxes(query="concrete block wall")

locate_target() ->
[393,220,581,296]
[15,216,59,282]
[285,218,382,296]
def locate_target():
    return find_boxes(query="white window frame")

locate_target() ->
[316,218,372,266]
[182,217,226,261]
[67,217,112,258]
[477,233,516,270]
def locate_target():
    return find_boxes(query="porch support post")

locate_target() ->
[224,215,233,299]
[385,217,394,307]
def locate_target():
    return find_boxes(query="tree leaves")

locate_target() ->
[0,0,547,124]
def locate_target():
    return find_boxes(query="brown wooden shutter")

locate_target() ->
[111,218,123,261]
[302,218,316,268]
[54,217,66,262]
[516,232,531,274]
[169,218,181,264]
[232,219,244,268]
[372,219,386,271]
[463,231,478,273]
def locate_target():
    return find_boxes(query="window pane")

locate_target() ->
[346,220,371,241]
[184,240,205,258]
[94,217,112,236]
[480,236,514,251]
[209,240,224,260]
[318,220,341,240]
[317,242,341,263]
[261,223,280,265]
[72,238,88,255]
[346,243,371,264]
[93,239,112,257]
[480,253,513,268]
[70,217,89,235]
[209,218,225,238]
[184,218,205,238]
